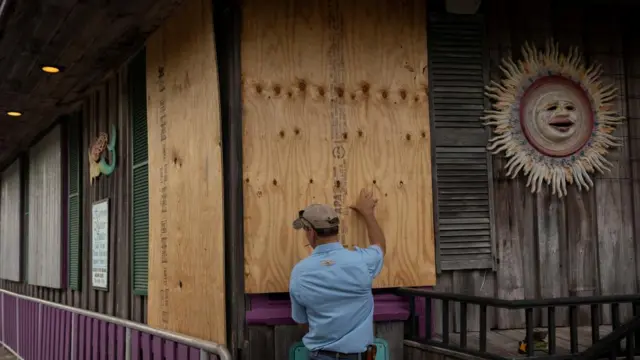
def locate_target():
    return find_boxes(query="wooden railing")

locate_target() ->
[397,287,640,360]
[0,289,231,360]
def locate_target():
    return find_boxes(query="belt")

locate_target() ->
[314,349,367,359]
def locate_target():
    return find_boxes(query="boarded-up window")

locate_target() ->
[27,125,64,288]
[0,159,22,281]
[67,114,83,290]
[428,13,496,271]
[130,50,150,295]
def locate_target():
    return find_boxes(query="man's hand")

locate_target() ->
[350,188,378,217]
[350,188,386,254]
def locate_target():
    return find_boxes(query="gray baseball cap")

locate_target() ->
[292,204,340,230]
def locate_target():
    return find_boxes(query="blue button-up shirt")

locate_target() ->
[289,242,384,353]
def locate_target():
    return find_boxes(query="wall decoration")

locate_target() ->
[91,198,109,290]
[89,124,117,184]
[481,40,624,197]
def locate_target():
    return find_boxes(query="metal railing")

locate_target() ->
[0,289,231,360]
[397,287,640,360]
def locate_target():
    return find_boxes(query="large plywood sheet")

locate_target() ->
[0,159,21,282]
[242,0,435,293]
[146,0,226,344]
[28,125,63,288]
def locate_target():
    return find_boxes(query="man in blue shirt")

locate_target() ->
[290,188,386,360]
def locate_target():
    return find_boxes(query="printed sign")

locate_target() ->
[91,199,110,289]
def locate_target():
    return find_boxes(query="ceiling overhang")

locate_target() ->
[0,0,183,168]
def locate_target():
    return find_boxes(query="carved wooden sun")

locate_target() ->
[481,39,624,197]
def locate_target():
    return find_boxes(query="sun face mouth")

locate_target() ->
[549,116,574,133]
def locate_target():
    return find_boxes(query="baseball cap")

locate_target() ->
[292,204,340,230]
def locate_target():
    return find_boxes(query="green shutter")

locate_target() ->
[67,113,82,290]
[21,154,28,282]
[428,13,496,271]
[130,50,150,296]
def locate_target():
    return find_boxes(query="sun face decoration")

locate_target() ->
[482,40,624,197]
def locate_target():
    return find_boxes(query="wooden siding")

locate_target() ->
[0,65,146,323]
[433,0,640,333]
[0,159,22,281]
[27,125,64,289]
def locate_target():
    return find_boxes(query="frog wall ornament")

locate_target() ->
[481,39,624,197]
[89,124,117,184]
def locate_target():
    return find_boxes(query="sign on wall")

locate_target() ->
[92,198,110,290]
[482,39,624,197]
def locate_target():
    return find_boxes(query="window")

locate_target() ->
[130,49,150,295]
[27,125,64,288]
[0,158,23,281]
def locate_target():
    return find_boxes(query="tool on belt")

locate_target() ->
[517,330,548,354]
[365,344,377,360]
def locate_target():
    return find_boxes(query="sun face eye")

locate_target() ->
[546,105,558,111]
[565,105,575,111]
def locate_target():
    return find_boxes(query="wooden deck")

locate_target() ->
[406,326,623,359]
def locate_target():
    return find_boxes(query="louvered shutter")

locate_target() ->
[21,153,28,281]
[428,13,496,271]
[67,113,83,290]
[130,50,150,296]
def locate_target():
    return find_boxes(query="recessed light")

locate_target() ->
[41,66,61,74]
[7,111,22,117]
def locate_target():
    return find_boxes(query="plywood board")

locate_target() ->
[0,159,22,282]
[146,0,226,344]
[28,125,63,288]
[242,0,435,293]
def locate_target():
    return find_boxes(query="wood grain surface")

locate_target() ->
[242,0,436,293]
[146,0,227,344]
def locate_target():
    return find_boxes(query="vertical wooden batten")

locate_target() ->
[213,0,246,356]
[146,0,227,344]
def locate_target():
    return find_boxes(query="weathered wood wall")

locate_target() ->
[434,0,640,332]
[0,159,22,282]
[0,67,147,323]
[246,322,405,360]
[27,124,64,289]
[145,0,227,345]
[242,0,435,294]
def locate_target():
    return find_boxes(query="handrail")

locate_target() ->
[580,315,640,360]
[398,287,640,359]
[397,287,640,308]
[0,289,232,360]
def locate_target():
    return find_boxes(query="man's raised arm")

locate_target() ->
[350,188,386,254]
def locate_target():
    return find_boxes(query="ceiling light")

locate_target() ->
[41,66,61,74]
[6,111,22,117]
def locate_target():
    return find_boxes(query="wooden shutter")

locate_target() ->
[67,113,83,290]
[130,50,150,295]
[21,153,28,281]
[0,159,22,282]
[428,13,496,271]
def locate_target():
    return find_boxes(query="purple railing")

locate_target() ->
[0,290,231,360]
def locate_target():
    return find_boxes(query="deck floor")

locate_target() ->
[0,346,17,360]
[438,325,616,357]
